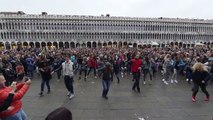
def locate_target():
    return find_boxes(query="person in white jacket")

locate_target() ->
[62,55,74,99]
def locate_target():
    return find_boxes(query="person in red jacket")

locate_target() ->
[131,52,142,93]
[0,74,31,120]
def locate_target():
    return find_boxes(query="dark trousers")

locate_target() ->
[192,83,209,97]
[102,80,110,96]
[79,68,87,78]
[41,79,50,92]
[87,67,96,76]
[56,70,62,79]
[112,71,120,83]
[132,72,141,92]
[143,69,152,81]
[64,76,74,94]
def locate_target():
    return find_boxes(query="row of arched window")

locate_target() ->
[0,19,213,33]
[1,32,213,41]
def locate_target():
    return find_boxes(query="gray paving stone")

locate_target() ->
[21,73,213,120]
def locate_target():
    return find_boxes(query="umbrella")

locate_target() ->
[208,57,213,61]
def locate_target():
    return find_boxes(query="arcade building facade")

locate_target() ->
[0,11,213,50]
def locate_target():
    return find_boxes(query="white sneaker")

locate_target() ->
[143,81,146,85]
[164,81,169,85]
[171,80,174,83]
[162,79,165,82]
[186,79,189,82]
[69,94,74,99]
[67,92,71,96]
[174,80,178,83]
[95,76,97,79]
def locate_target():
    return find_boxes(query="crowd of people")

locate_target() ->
[0,46,212,119]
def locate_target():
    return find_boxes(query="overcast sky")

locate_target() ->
[0,0,212,19]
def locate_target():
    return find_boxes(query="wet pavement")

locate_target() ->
[22,72,213,120]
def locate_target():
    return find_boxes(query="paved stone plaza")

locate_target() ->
[22,73,213,120]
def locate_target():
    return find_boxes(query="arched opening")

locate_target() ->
[183,43,187,48]
[47,42,52,49]
[5,42,10,50]
[59,42,64,49]
[103,42,107,47]
[29,42,34,48]
[108,42,112,47]
[76,43,80,48]
[41,42,46,49]
[113,42,117,48]
[70,42,75,48]
[0,42,4,50]
[35,42,40,48]
[179,42,183,48]
[118,42,122,48]
[65,42,69,49]
[187,44,190,48]
[98,42,102,48]
[133,43,137,48]
[23,42,28,48]
[53,42,58,49]
[92,42,97,48]
[17,42,22,49]
[170,42,174,47]
[11,42,16,49]
[123,42,128,47]
[174,42,178,48]
[82,43,86,48]
[87,42,91,48]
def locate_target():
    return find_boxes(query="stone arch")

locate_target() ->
[29,42,34,48]
[35,42,40,48]
[76,43,80,48]
[23,42,28,48]
[113,42,117,48]
[82,43,86,48]
[70,42,75,48]
[123,42,128,47]
[59,42,64,48]
[87,42,91,48]
[0,42,4,50]
[133,43,137,48]
[64,42,69,49]
[118,41,122,48]
[41,42,46,48]
[103,42,107,47]
[47,42,52,49]
[53,42,58,49]
[98,42,102,48]
[11,42,17,49]
[5,42,10,50]
[92,42,97,48]
[108,42,112,47]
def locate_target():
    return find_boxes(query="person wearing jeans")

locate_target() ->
[101,62,113,99]
[38,63,52,96]
[62,55,74,100]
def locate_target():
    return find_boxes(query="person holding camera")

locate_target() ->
[0,74,31,120]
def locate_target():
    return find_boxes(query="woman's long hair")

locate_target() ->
[192,62,207,72]
[104,63,112,74]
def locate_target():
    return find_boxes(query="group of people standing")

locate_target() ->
[0,46,213,120]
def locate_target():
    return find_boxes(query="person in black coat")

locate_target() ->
[191,62,211,102]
